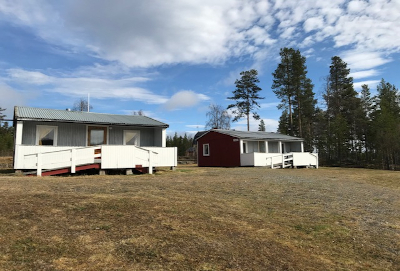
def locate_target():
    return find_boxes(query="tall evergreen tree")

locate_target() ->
[272,48,316,151]
[323,56,360,165]
[370,79,400,169]
[356,84,373,164]
[228,69,264,131]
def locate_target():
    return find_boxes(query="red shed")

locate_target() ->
[196,129,318,168]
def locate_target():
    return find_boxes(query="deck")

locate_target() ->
[14,145,178,176]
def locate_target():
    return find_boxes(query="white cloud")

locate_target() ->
[0,83,30,119]
[303,17,324,32]
[5,68,168,104]
[350,69,380,80]
[342,51,392,71]
[163,90,210,111]
[353,80,380,91]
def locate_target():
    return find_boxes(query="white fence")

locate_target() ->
[14,145,178,176]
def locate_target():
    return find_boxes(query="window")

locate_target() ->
[242,142,247,153]
[124,130,140,146]
[259,141,266,153]
[88,126,107,146]
[203,144,210,156]
[36,125,58,146]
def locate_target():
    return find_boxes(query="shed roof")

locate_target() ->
[14,106,169,128]
[199,129,303,141]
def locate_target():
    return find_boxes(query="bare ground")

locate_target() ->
[0,165,399,270]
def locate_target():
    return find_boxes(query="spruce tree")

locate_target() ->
[371,79,400,169]
[324,56,360,165]
[228,69,264,131]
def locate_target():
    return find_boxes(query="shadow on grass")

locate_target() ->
[0,169,14,174]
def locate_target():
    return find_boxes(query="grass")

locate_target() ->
[0,165,399,270]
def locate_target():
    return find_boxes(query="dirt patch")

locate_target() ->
[0,166,399,270]
[0,156,13,169]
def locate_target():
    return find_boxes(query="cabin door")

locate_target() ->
[88,126,108,146]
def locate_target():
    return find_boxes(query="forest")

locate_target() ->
[271,48,399,170]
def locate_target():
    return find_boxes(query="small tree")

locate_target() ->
[258,119,266,131]
[132,110,145,116]
[0,107,5,120]
[205,104,231,130]
[228,69,264,131]
[72,98,93,112]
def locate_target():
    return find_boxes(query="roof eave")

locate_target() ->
[15,117,169,128]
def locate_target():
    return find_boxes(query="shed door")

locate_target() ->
[88,126,107,146]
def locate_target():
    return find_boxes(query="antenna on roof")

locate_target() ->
[87,93,90,112]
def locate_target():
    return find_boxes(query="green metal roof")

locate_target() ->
[201,129,303,141]
[14,106,169,128]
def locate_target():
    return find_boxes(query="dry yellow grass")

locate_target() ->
[0,165,399,270]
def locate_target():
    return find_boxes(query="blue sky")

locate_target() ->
[1,0,399,136]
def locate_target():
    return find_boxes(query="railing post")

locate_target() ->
[71,149,76,173]
[282,154,284,168]
[148,150,153,174]
[271,157,274,169]
[37,152,42,176]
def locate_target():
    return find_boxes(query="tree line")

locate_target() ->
[0,108,14,156]
[166,133,194,157]
[223,47,400,170]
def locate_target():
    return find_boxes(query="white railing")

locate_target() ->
[142,147,177,167]
[240,152,318,168]
[15,145,178,176]
[18,145,101,176]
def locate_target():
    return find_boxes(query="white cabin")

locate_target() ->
[13,106,177,176]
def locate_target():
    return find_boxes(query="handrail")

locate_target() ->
[23,146,101,157]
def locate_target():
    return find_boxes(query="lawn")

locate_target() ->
[0,165,399,270]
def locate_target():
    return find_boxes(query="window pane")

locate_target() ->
[125,131,138,145]
[203,144,209,155]
[40,129,54,145]
[90,129,105,145]
[259,141,266,152]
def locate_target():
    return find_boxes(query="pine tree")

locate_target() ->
[272,48,316,151]
[228,69,264,131]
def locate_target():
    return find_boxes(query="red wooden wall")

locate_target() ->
[197,131,240,167]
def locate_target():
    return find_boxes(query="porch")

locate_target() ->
[240,152,318,168]
[14,145,178,176]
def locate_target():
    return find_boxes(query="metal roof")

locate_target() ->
[200,129,303,141]
[14,106,169,128]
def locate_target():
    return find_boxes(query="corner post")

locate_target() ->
[148,150,153,174]
[71,149,76,173]
[37,152,42,176]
